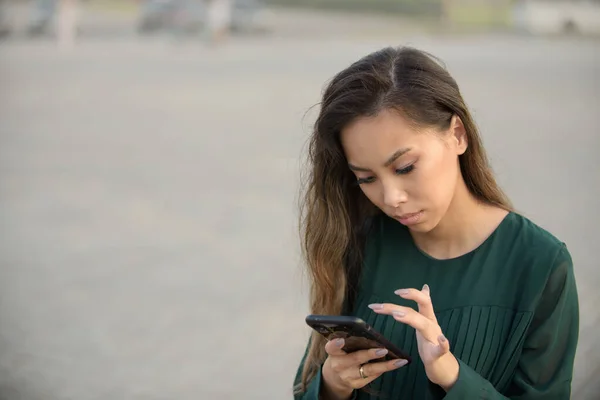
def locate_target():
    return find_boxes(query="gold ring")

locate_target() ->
[359,365,368,379]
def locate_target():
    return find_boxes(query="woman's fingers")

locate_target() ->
[391,308,437,340]
[368,303,439,342]
[394,284,437,321]
[329,347,391,372]
[324,339,388,364]
[323,340,411,391]
[342,358,409,388]
[324,338,347,357]
[433,334,451,358]
[358,358,409,379]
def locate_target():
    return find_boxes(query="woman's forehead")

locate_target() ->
[341,113,436,157]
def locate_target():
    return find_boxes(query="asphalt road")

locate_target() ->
[0,7,599,400]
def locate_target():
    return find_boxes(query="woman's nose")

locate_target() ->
[382,183,408,209]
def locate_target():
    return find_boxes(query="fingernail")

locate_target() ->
[335,338,344,347]
[375,348,388,357]
[422,284,430,294]
[394,359,408,367]
[394,289,409,296]
[439,334,447,343]
[368,303,384,310]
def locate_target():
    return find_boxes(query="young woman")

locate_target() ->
[293,46,579,400]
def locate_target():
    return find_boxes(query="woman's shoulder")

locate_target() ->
[500,211,569,258]
[495,212,573,289]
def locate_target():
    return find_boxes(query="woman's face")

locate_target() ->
[340,109,467,233]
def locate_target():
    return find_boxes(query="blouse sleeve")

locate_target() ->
[444,245,579,400]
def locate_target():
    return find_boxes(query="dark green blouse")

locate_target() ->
[294,212,579,399]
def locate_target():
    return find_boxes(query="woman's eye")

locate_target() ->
[356,176,375,185]
[356,164,414,185]
[395,164,415,175]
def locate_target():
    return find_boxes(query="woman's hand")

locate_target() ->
[321,338,408,400]
[368,284,460,391]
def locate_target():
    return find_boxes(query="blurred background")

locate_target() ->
[0,0,598,399]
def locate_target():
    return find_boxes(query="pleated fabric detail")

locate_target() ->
[353,292,533,399]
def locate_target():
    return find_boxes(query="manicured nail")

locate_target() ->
[335,338,344,347]
[394,289,409,296]
[368,303,384,310]
[393,311,406,318]
[394,359,408,367]
[439,334,447,343]
[375,348,388,357]
[422,284,430,294]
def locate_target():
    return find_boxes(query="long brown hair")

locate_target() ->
[296,46,512,394]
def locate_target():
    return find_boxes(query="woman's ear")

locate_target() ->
[450,115,468,155]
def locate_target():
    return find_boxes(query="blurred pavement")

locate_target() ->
[0,5,599,400]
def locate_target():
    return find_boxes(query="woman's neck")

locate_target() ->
[411,180,509,260]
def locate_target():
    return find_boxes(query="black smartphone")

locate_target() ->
[305,315,412,364]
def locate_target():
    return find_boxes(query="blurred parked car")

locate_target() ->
[512,0,600,35]
[137,0,268,34]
